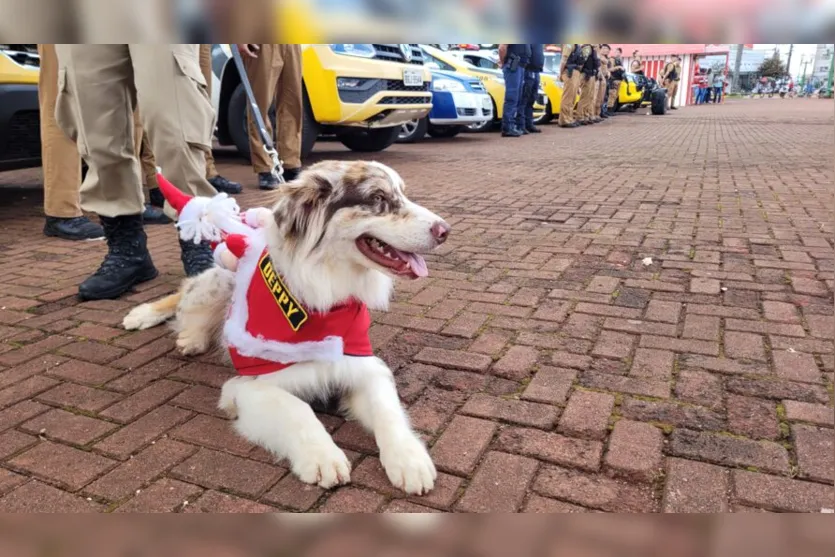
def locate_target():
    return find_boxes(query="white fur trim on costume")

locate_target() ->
[213,243,229,268]
[176,193,251,244]
[222,231,345,365]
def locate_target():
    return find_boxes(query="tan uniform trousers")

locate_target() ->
[666,80,679,108]
[54,44,217,219]
[608,80,621,109]
[596,78,607,115]
[558,69,581,126]
[38,44,82,218]
[134,44,218,191]
[243,44,303,172]
[577,75,597,122]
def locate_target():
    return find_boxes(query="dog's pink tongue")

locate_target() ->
[392,248,428,277]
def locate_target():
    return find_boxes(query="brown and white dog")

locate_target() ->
[122,160,450,495]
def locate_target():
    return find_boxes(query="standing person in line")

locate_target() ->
[237,43,304,188]
[700,69,712,103]
[660,55,680,110]
[712,69,726,103]
[54,44,221,301]
[497,44,531,137]
[607,47,625,115]
[576,44,599,125]
[37,43,104,241]
[558,43,585,128]
[516,43,544,134]
[39,44,169,239]
[630,49,644,76]
[596,44,611,119]
[139,44,241,200]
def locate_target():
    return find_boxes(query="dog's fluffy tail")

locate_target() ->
[122,292,181,330]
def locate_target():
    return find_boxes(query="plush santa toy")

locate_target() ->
[155,171,271,271]
[155,172,374,375]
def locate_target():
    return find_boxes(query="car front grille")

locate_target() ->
[379,95,432,105]
[457,108,477,116]
[338,78,430,103]
[372,44,425,65]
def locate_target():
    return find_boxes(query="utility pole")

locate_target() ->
[785,43,794,78]
[828,47,834,95]
[731,44,744,93]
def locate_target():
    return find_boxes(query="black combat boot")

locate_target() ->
[258,172,281,191]
[179,238,215,277]
[78,215,158,300]
[43,216,104,241]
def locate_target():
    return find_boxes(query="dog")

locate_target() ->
[122,160,449,496]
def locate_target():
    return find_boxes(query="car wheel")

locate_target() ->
[535,99,553,124]
[228,83,318,162]
[338,127,401,152]
[650,89,667,115]
[396,117,428,143]
[427,125,463,138]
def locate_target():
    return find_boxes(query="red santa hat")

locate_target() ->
[156,170,253,244]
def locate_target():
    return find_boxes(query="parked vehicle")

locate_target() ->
[0,44,40,171]
[422,45,545,132]
[211,44,433,160]
[610,73,659,114]
[397,67,493,143]
[452,48,567,125]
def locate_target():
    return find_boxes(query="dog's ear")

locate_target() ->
[274,165,338,242]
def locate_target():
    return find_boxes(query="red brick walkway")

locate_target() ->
[0,99,832,512]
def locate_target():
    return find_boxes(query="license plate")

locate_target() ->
[403,69,423,87]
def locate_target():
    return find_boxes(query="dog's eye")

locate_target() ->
[372,193,386,205]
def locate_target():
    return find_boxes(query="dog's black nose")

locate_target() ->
[431,221,450,244]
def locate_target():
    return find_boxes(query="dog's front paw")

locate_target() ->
[292,440,352,489]
[176,334,209,356]
[123,304,161,330]
[380,434,437,495]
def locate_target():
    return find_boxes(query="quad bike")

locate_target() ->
[631,74,667,115]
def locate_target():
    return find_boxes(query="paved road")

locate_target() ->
[0,99,832,513]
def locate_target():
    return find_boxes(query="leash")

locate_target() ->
[230,44,285,184]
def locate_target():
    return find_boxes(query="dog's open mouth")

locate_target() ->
[356,236,428,279]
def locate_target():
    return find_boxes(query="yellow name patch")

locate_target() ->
[258,254,308,331]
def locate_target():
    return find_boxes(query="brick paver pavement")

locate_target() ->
[0,99,832,513]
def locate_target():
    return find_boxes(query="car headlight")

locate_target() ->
[432,79,466,92]
[329,44,375,58]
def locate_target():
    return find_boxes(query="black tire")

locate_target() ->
[338,126,400,153]
[396,117,428,143]
[427,125,463,138]
[535,99,553,124]
[227,83,318,162]
[650,89,667,115]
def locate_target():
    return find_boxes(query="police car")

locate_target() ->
[397,67,493,142]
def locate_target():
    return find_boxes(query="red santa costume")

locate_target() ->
[156,172,374,376]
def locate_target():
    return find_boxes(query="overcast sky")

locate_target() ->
[754,44,822,78]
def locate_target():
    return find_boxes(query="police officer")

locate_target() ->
[630,50,644,76]
[54,44,220,300]
[660,56,680,109]
[607,47,625,114]
[498,44,531,137]
[576,44,599,125]
[237,44,304,188]
[596,44,611,119]
[558,44,587,128]
[517,43,544,134]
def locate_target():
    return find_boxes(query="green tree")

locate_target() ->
[758,51,786,77]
